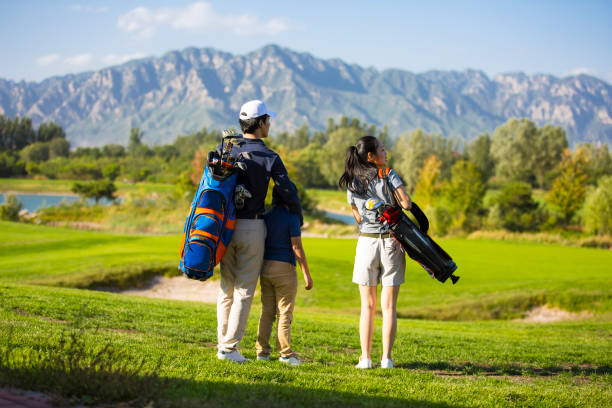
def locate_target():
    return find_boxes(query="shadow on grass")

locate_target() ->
[398,361,612,377]
[156,374,468,408]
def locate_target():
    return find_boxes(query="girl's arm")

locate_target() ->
[291,236,313,290]
[393,186,412,210]
[351,204,362,224]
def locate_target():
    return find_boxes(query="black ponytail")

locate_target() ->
[338,136,379,195]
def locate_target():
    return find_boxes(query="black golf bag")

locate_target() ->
[376,168,459,284]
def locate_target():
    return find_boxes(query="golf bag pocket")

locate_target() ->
[180,165,237,281]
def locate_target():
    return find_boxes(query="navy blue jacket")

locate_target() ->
[219,138,301,220]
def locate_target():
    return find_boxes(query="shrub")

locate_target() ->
[71,180,117,203]
[487,182,542,232]
[0,194,23,221]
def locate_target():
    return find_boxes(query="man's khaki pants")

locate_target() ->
[217,219,266,352]
[255,260,298,358]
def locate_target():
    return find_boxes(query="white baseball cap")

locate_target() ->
[239,100,276,120]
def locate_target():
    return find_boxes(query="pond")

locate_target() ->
[0,193,114,212]
[324,211,357,225]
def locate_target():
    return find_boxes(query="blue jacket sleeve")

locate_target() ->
[271,155,303,224]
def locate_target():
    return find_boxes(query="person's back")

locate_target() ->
[255,188,313,366]
[216,100,301,363]
[263,206,299,265]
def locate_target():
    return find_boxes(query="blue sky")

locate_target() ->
[1,0,610,83]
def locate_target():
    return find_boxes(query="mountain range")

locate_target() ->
[1,44,611,147]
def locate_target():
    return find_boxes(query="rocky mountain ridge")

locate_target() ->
[1,44,610,146]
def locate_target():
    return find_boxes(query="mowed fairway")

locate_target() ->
[1,221,612,407]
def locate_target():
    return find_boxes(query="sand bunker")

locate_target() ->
[522,305,592,323]
[119,275,219,303]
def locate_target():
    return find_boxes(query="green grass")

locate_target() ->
[0,221,179,288]
[308,188,351,214]
[0,177,174,196]
[1,284,611,407]
[1,221,611,406]
[2,221,612,319]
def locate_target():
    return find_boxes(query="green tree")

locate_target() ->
[491,118,568,188]
[532,124,568,188]
[583,176,612,235]
[320,127,363,187]
[491,118,539,184]
[580,143,612,184]
[48,138,70,159]
[103,163,121,181]
[0,115,35,151]
[20,142,49,162]
[71,180,116,203]
[36,121,66,143]
[101,144,126,158]
[467,133,495,183]
[0,152,26,177]
[444,160,485,231]
[290,124,310,150]
[546,148,589,225]
[292,144,327,188]
[488,181,542,232]
[412,155,443,209]
[393,129,458,192]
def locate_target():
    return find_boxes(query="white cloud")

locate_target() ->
[64,53,94,67]
[101,53,147,66]
[36,54,61,66]
[117,1,290,39]
[71,4,109,13]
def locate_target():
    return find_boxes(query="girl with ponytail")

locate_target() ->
[339,135,412,370]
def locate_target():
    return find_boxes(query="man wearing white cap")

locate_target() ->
[216,100,302,362]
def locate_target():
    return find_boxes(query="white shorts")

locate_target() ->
[352,235,406,287]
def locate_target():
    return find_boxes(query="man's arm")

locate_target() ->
[291,236,313,290]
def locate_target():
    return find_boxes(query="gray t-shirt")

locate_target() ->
[347,169,404,233]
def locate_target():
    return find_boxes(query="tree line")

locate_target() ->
[1,114,611,235]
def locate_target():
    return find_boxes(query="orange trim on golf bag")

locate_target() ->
[195,207,224,220]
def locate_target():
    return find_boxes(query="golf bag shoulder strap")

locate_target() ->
[377,168,390,179]
[377,167,397,208]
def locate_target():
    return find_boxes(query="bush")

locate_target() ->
[487,182,543,232]
[0,194,23,221]
[583,176,612,235]
[0,151,26,176]
[20,142,49,162]
[71,180,116,203]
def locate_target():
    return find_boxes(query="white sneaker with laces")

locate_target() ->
[257,355,270,361]
[355,357,372,369]
[380,359,394,369]
[279,356,302,366]
[217,350,248,363]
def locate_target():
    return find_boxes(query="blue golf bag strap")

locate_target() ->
[378,167,429,234]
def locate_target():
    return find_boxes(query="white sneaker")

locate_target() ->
[355,357,372,369]
[380,359,394,369]
[257,355,270,361]
[217,350,248,363]
[279,356,302,366]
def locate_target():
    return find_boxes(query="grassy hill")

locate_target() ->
[1,221,611,406]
